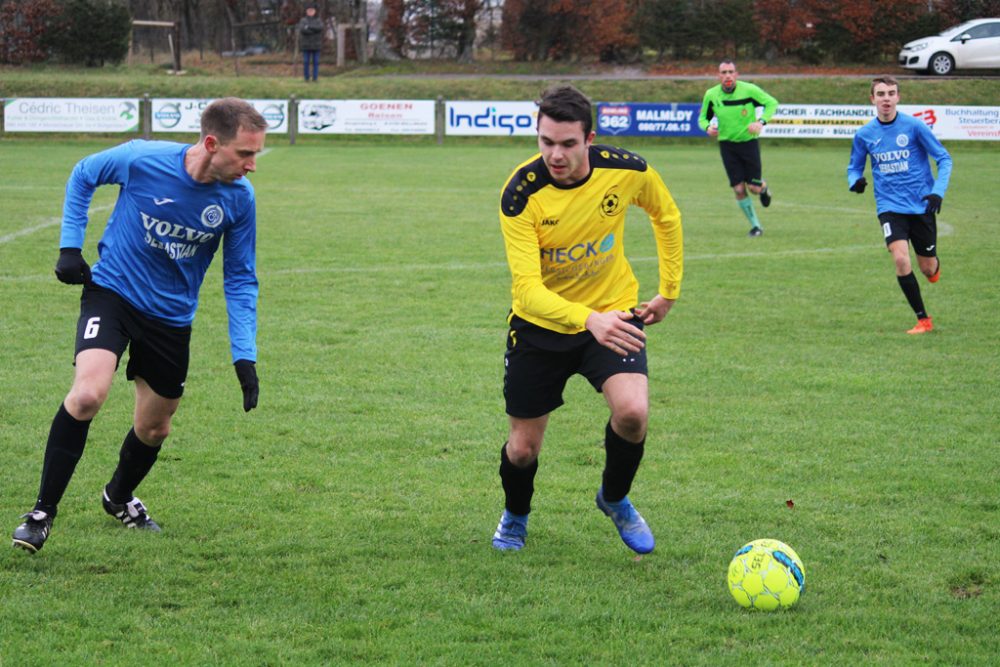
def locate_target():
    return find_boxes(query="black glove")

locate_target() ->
[923,194,942,215]
[54,247,92,285]
[849,177,867,194]
[234,360,259,412]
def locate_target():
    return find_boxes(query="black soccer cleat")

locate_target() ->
[102,489,161,532]
[12,510,53,554]
[759,187,772,208]
[748,226,763,238]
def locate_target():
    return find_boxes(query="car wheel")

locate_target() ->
[929,52,954,75]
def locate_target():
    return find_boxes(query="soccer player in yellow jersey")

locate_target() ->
[493,85,683,554]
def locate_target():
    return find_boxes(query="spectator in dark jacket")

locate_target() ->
[297,3,323,81]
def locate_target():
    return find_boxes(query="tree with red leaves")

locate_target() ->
[502,0,638,62]
[381,0,408,56]
[0,0,62,64]
[753,0,819,58]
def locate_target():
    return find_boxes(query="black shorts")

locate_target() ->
[76,284,191,399]
[719,140,763,187]
[503,313,648,419]
[877,212,938,256]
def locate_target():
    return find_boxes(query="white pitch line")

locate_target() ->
[0,239,938,283]
[269,242,884,277]
[1,150,274,247]
[767,201,957,237]
[777,201,872,215]
[0,204,113,245]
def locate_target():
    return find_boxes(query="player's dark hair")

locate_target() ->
[200,97,268,143]
[720,59,736,69]
[870,75,899,96]
[537,85,593,137]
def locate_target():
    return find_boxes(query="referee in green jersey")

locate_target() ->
[698,60,778,237]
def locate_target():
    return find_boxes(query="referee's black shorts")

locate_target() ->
[75,284,191,399]
[719,139,762,187]
[503,313,647,419]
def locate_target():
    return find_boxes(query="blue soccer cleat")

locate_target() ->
[492,509,528,551]
[596,488,655,554]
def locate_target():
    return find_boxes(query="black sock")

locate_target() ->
[897,272,928,319]
[105,428,161,504]
[34,403,92,516]
[601,421,645,503]
[499,443,537,516]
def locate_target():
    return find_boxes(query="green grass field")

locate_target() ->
[3,62,1000,105]
[1,136,997,665]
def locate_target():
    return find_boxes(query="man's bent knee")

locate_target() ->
[134,422,171,446]
[65,386,108,420]
[611,405,648,443]
[506,434,541,466]
[611,417,647,443]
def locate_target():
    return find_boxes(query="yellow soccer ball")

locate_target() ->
[727,538,805,611]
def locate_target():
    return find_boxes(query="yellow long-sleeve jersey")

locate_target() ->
[499,145,683,335]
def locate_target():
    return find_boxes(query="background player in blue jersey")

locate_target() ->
[847,76,952,335]
[12,98,268,554]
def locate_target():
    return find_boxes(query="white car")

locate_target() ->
[898,18,1000,75]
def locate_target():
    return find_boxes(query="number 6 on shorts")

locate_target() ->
[84,316,101,339]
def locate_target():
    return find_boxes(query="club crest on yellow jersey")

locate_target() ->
[600,186,623,218]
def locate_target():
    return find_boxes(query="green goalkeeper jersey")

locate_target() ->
[698,81,779,143]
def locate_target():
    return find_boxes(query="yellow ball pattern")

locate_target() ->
[727,538,805,611]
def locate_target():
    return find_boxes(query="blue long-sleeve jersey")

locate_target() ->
[847,112,952,215]
[60,140,258,362]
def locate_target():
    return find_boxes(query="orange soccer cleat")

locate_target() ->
[907,317,934,335]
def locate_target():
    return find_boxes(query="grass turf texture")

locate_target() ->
[3,62,1000,106]
[0,138,997,664]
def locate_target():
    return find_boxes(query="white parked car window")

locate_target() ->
[955,22,1000,40]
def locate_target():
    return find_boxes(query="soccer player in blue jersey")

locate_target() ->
[847,76,952,335]
[12,98,267,554]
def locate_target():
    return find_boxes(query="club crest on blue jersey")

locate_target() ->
[201,204,224,228]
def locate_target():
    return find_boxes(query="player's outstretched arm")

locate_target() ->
[635,294,675,325]
[585,311,646,355]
